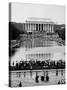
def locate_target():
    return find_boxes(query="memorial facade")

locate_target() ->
[22,18,54,33]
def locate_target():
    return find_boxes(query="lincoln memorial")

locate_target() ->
[22,17,54,33]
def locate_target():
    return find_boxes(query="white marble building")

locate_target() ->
[22,18,54,33]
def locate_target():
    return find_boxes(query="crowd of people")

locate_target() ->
[9,59,65,70]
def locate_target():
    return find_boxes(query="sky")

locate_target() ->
[10,2,65,24]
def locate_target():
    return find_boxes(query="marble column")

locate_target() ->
[32,24,33,31]
[39,24,40,31]
[48,24,50,33]
[35,24,36,31]
[34,24,36,31]
[28,23,29,31]
[39,24,41,31]
[27,23,28,31]
[24,23,25,31]
[33,24,34,31]
[25,24,27,31]
[49,24,51,32]
[29,23,30,32]
[34,24,35,31]
[45,24,47,32]
[51,24,52,33]
[26,24,27,31]
[30,23,32,32]
[30,23,31,32]
[40,24,42,31]
[52,24,54,33]
[44,24,45,31]
[43,24,44,31]
[48,24,49,33]
[50,24,51,33]
[31,23,32,31]
[24,24,25,31]
[49,24,50,33]
[30,24,32,32]
[29,24,30,32]
[49,24,51,33]
[46,24,48,32]
[38,24,39,31]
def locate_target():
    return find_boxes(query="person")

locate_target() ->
[46,75,49,82]
[56,70,58,76]
[61,70,63,76]
[41,76,44,81]
[58,80,60,84]
[35,76,39,83]
[19,82,22,87]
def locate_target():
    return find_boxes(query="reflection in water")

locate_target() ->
[11,46,65,66]
[11,69,65,87]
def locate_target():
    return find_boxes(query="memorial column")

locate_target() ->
[50,24,51,33]
[47,24,49,33]
[45,24,46,32]
[38,24,39,31]
[43,24,44,31]
[52,24,54,33]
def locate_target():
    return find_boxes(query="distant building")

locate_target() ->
[22,17,54,33]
